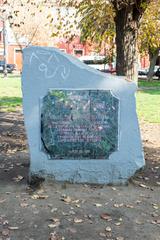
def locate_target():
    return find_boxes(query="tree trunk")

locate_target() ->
[114,5,140,81]
[147,48,159,81]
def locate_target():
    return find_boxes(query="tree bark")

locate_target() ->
[114,5,140,81]
[147,48,160,81]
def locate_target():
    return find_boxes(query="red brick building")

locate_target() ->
[0,18,151,72]
[0,19,25,70]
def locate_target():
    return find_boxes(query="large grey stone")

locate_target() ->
[22,46,145,184]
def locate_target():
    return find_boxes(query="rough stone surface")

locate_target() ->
[22,46,145,184]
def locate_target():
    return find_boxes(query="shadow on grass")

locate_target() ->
[138,89,160,95]
[0,97,22,108]
[0,73,21,79]
[138,79,160,88]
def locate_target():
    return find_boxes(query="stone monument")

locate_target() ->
[22,46,145,184]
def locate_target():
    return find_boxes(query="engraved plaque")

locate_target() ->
[41,90,119,159]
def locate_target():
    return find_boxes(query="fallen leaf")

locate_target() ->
[16,163,22,166]
[49,232,63,240]
[113,203,124,208]
[3,220,9,225]
[115,222,122,226]
[125,204,134,208]
[38,195,48,199]
[69,210,76,215]
[75,204,81,208]
[2,229,9,236]
[13,175,24,182]
[48,222,60,228]
[151,219,160,225]
[135,220,144,225]
[31,194,39,199]
[49,218,60,223]
[37,189,44,194]
[73,217,83,223]
[0,199,6,203]
[139,183,148,188]
[152,212,159,217]
[99,232,106,237]
[88,214,93,219]
[72,199,80,204]
[20,203,28,208]
[105,226,112,232]
[8,226,19,230]
[100,213,112,221]
[61,196,72,203]
[94,203,102,207]
[152,204,159,210]
[51,208,58,213]
[31,194,48,200]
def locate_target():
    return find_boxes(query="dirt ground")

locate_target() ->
[0,111,159,240]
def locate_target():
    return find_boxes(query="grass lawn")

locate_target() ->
[0,74,160,123]
[0,74,22,111]
[138,79,160,88]
[136,90,160,123]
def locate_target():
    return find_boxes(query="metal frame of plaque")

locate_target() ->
[40,89,119,160]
